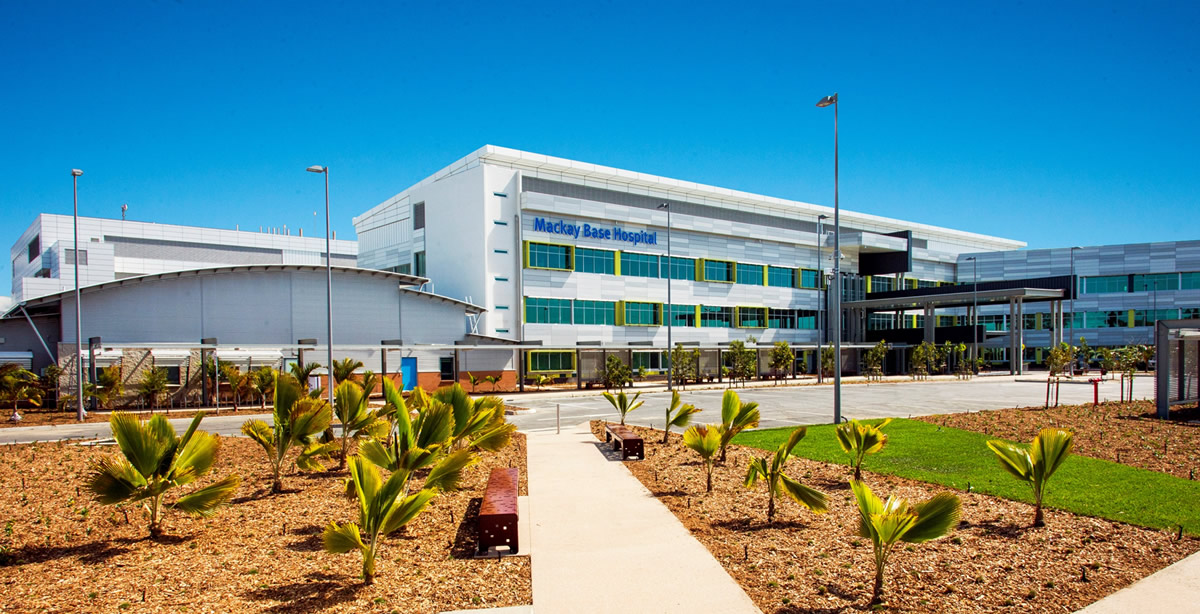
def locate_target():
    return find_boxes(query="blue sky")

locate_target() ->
[2,1,1197,294]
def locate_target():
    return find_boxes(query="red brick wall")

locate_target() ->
[457,370,518,394]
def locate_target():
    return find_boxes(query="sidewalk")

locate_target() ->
[1075,549,1200,613]
[526,422,761,614]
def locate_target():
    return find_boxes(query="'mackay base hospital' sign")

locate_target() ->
[532,217,658,246]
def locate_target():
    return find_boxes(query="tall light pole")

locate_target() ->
[966,256,978,371]
[816,214,828,383]
[1068,246,1081,374]
[816,92,842,424]
[657,203,673,391]
[307,165,335,410]
[71,169,86,422]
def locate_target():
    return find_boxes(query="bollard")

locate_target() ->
[556,403,560,435]
[1089,378,1101,407]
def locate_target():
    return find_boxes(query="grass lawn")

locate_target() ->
[735,419,1200,534]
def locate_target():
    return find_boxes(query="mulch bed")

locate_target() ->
[0,433,530,613]
[2,407,273,429]
[916,400,1200,480]
[592,421,1199,613]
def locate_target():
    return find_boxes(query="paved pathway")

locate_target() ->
[526,421,760,613]
[1075,549,1200,613]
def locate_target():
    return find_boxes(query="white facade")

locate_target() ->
[10,214,358,302]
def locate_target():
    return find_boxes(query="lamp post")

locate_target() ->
[816,214,828,383]
[307,165,335,410]
[1068,246,1081,374]
[657,203,673,391]
[816,92,842,424]
[965,256,978,371]
[71,169,86,422]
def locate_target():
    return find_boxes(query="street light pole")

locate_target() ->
[1069,246,1081,374]
[816,214,828,383]
[307,165,335,410]
[966,256,978,371]
[658,203,673,391]
[71,169,86,422]
[817,92,841,424]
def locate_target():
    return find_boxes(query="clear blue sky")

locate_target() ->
[2,1,1197,294]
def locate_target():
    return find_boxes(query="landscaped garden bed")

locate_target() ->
[2,406,273,429]
[0,433,531,613]
[593,420,1199,613]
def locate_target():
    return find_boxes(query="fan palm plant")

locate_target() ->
[602,390,643,426]
[85,412,241,537]
[986,428,1074,527]
[333,380,390,469]
[138,367,170,410]
[250,367,275,410]
[430,383,515,451]
[836,418,892,480]
[0,364,43,422]
[683,424,721,493]
[717,389,759,463]
[466,372,480,392]
[662,390,701,443]
[850,480,961,605]
[290,362,321,390]
[220,365,249,411]
[241,373,338,493]
[485,374,501,392]
[744,426,828,523]
[84,365,124,410]
[332,357,364,385]
[359,370,379,398]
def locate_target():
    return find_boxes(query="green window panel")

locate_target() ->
[1133,309,1180,326]
[799,268,822,289]
[1085,311,1126,328]
[622,301,661,326]
[528,351,574,372]
[701,259,735,283]
[767,266,796,288]
[978,315,1006,331]
[916,279,939,289]
[1182,307,1200,319]
[527,242,572,270]
[767,308,797,329]
[667,303,696,327]
[621,252,660,278]
[867,313,894,330]
[737,307,767,328]
[574,247,615,274]
[1182,272,1200,290]
[660,256,696,281]
[735,263,763,286]
[632,351,666,371]
[524,297,572,324]
[1132,273,1179,292]
[700,305,734,328]
[414,251,426,277]
[870,276,896,293]
[1081,275,1129,294]
[573,300,616,325]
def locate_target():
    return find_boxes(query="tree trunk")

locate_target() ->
[853,465,862,481]
[767,495,775,524]
[1033,503,1045,527]
[339,433,349,470]
[871,562,885,605]
[705,465,713,493]
[362,544,376,585]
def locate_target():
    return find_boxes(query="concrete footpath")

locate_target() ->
[526,421,760,614]
[1075,549,1200,613]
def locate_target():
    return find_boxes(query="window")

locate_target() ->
[1085,311,1126,328]
[1133,309,1179,326]
[978,315,1006,331]
[495,305,509,310]
[869,276,896,293]
[768,308,797,329]
[868,313,894,330]
[524,297,572,324]
[700,259,735,283]
[621,252,659,278]
[27,236,39,263]
[574,247,615,274]
[622,301,660,326]
[767,266,795,288]
[65,248,88,266]
[916,279,938,289]
[494,276,509,282]
[700,305,733,328]
[667,304,695,327]
[413,202,425,230]
[527,242,572,270]
[661,256,695,281]
[1132,273,1179,292]
[390,263,412,274]
[494,249,508,254]
[737,307,766,328]
[439,356,455,380]
[574,300,616,325]
[528,351,574,372]
[495,328,510,334]
[1082,275,1128,294]
[1182,273,1200,290]
[937,315,959,327]
[493,220,508,226]
[735,264,763,286]
[1182,307,1200,319]
[632,351,665,371]
[414,251,426,276]
[165,367,182,385]
[799,269,822,289]
[1023,314,1039,330]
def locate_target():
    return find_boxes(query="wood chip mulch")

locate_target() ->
[591,421,1199,613]
[1,407,273,429]
[0,434,530,613]
[916,400,1200,480]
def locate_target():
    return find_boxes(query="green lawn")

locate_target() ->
[734,419,1200,534]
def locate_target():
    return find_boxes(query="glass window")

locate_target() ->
[574,247,615,274]
[621,252,659,278]
[767,266,795,288]
[528,242,571,270]
[797,309,817,329]
[632,351,665,371]
[413,202,425,230]
[667,304,696,327]
[768,308,796,329]
[661,256,695,281]
[869,276,895,293]
[1085,311,1126,328]
[978,315,1006,331]
[735,264,763,286]
[1182,307,1200,319]
[65,249,88,266]
[916,279,938,289]
[165,366,182,385]
[1082,275,1128,294]
[574,300,616,325]
[27,236,39,263]
[700,305,733,328]
[439,356,454,380]
[799,269,822,289]
[414,251,426,276]
[737,307,766,328]
[1133,309,1180,326]
[1023,314,1039,330]
[702,259,735,283]
[524,297,572,324]
[868,313,894,330]
[1182,273,1200,290]
[623,301,660,326]
[1132,273,1179,292]
[529,351,573,372]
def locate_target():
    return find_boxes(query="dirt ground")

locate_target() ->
[0,433,530,613]
[593,421,1200,614]
[917,400,1200,480]
[1,407,272,429]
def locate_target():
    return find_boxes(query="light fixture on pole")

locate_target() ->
[657,203,673,391]
[71,169,86,422]
[307,165,335,410]
[816,214,828,383]
[965,256,978,372]
[816,92,842,424]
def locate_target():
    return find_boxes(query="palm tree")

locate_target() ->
[682,424,721,493]
[744,426,828,523]
[323,452,476,584]
[85,412,241,537]
[718,389,759,463]
[138,367,170,410]
[466,372,480,393]
[332,357,364,384]
[290,362,321,391]
[242,373,337,493]
[430,383,515,451]
[220,365,248,411]
[662,390,701,443]
[359,370,379,398]
[850,480,961,605]
[84,365,124,410]
[602,390,643,426]
[333,380,389,469]
[251,367,275,410]
[485,375,501,392]
[0,364,43,422]
[987,428,1074,527]
[836,418,892,480]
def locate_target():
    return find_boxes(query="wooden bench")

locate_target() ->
[477,467,519,555]
[603,423,644,460]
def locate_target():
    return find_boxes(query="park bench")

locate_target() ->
[603,423,644,460]
[477,467,519,555]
